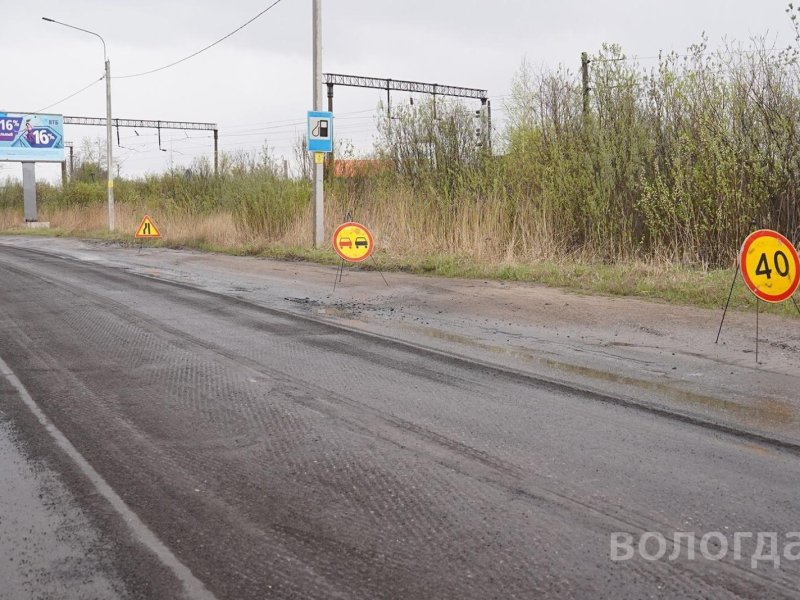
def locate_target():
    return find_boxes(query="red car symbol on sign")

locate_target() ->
[339,238,352,249]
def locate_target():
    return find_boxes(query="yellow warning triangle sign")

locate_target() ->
[135,215,161,238]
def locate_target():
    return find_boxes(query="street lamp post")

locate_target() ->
[42,17,114,231]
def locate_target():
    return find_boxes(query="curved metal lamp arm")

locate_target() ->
[42,17,107,61]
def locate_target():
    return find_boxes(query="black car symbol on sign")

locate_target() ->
[355,237,368,248]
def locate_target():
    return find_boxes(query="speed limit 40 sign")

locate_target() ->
[739,229,800,303]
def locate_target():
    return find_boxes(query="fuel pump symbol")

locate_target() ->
[312,119,329,138]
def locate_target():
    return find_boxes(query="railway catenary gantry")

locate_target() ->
[64,116,219,175]
[322,73,491,152]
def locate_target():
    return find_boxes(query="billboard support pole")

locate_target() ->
[22,162,37,222]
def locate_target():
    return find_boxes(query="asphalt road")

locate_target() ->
[1,244,799,599]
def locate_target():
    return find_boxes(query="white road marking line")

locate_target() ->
[0,355,219,600]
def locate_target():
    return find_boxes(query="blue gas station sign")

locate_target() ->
[307,111,333,153]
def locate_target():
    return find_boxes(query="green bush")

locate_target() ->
[231,175,310,236]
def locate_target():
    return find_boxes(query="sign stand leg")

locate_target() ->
[792,296,800,317]
[756,297,760,364]
[369,255,389,287]
[716,260,739,344]
[333,258,345,291]
[333,210,354,291]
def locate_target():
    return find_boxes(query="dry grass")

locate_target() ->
[1,205,247,247]
[47,204,111,231]
[3,203,796,318]
[0,201,585,262]
[0,208,22,230]
[317,185,559,262]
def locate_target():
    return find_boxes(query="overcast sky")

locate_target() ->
[1,0,796,181]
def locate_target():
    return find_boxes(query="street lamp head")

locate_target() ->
[40,17,107,60]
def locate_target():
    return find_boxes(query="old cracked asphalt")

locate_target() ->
[1,238,799,599]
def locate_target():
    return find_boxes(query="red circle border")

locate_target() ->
[739,229,800,303]
[332,221,375,263]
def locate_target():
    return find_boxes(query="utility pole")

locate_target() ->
[581,52,590,121]
[326,82,334,176]
[213,128,219,177]
[479,97,492,154]
[312,0,324,248]
[487,99,492,153]
[42,17,114,230]
[105,57,115,230]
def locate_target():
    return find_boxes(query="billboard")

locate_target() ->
[0,112,65,162]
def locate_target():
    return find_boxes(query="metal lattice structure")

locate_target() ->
[63,116,219,174]
[322,73,491,152]
[323,74,487,100]
[64,116,217,131]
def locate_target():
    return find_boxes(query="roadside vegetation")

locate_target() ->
[3,17,800,315]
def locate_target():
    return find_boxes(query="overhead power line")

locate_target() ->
[35,75,104,112]
[218,108,377,132]
[115,0,286,79]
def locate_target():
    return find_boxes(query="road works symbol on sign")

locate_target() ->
[740,229,800,303]
[333,221,374,262]
[135,215,161,239]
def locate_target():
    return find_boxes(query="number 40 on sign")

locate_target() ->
[740,229,800,303]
